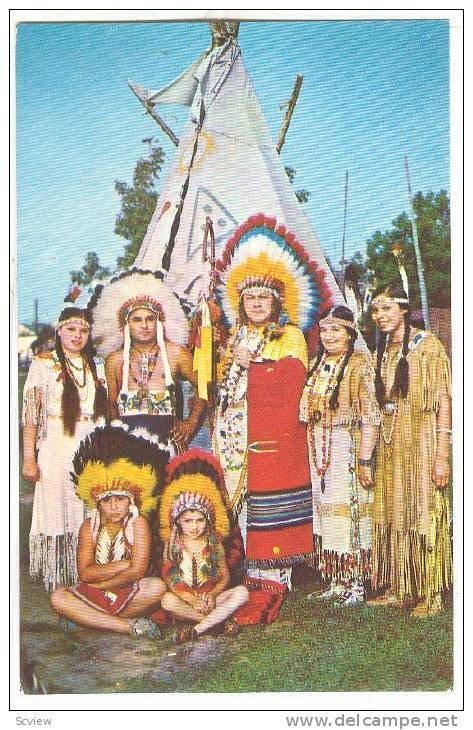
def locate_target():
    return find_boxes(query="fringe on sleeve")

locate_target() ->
[21,357,47,436]
[358,356,382,426]
[409,335,451,413]
[334,353,381,426]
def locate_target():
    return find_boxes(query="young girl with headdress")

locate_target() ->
[158,449,249,643]
[22,302,108,591]
[300,305,380,605]
[369,283,452,616]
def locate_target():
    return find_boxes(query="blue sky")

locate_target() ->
[16,19,449,324]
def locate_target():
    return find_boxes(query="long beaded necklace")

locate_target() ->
[65,355,87,388]
[129,346,160,402]
[307,352,345,492]
[219,323,276,412]
[380,342,401,450]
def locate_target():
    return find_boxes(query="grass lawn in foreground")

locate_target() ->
[17,371,453,694]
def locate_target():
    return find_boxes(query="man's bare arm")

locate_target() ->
[105,352,122,421]
[170,345,207,447]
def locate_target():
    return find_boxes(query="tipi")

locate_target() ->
[130,28,345,313]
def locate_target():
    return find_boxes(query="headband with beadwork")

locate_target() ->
[171,490,216,527]
[120,298,163,327]
[239,282,282,300]
[319,315,357,331]
[371,295,409,306]
[55,315,91,332]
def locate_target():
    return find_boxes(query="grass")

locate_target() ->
[17,369,454,694]
[118,580,453,694]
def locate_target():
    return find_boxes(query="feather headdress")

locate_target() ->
[71,424,169,516]
[215,214,334,351]
[88,268,189,359]
[158,449,231,541]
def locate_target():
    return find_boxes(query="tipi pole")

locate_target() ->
[276,74,303,154]
[141,101,179,148]
[341,171,349,294]
[404,156,430,329]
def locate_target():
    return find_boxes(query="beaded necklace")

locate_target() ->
[219,322,277,412]
[65,355,87,388]
[129,346,160,402]
[307,352,345,492]
[380,342,401,449]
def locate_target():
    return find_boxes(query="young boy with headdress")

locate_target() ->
[158,449,249,644]
[50,425,169,638]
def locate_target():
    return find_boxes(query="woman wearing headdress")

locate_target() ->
[89,269,205,452]
[158,449,249,643]
[50,425,169,638]
[22,303,108,591]
[300,305,380,605]
[369,283,452,616]
[213,214,335,595]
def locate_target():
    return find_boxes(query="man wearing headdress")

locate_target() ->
[50,425,169,638]
[213,214,335,599]
[89,269,206,452]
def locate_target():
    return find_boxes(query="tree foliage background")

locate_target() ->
[114,145,166,270]
[71,141,450,317]
[364,190,450,309]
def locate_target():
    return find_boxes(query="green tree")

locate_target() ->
[70,251,110,287]
[365,190,450,309]
[115,145,165,269]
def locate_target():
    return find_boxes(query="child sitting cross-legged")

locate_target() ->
[50,425,169,639]
[159,450,249,644]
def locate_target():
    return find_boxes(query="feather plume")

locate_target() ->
[88,268,189,358]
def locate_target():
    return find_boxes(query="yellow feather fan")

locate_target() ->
[76,458,158,516]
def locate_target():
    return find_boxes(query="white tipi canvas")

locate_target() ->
[131,38,345,309]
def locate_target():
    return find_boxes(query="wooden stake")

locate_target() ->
[276,74,303,154]
[143,102,179,148]
[341,171,349,294]
[404,156,430,329]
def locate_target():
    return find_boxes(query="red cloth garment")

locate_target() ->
[246,356,313,566]
[233,577,286,625]
[69,582,139,615]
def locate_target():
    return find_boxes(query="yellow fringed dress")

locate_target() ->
[372,331,452,605]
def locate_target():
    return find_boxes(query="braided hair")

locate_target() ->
[307,305,357,411]
[55,307,108,436]
[372,283,410,407]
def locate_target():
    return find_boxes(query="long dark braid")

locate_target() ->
[329,331,356,410]
[374,331,387,407]
[372,283,410,405]
[55,332,81,437]
[390,309,410,399]
[307,305,357,410]
[83,341,108,422]
[306,342,325,380]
